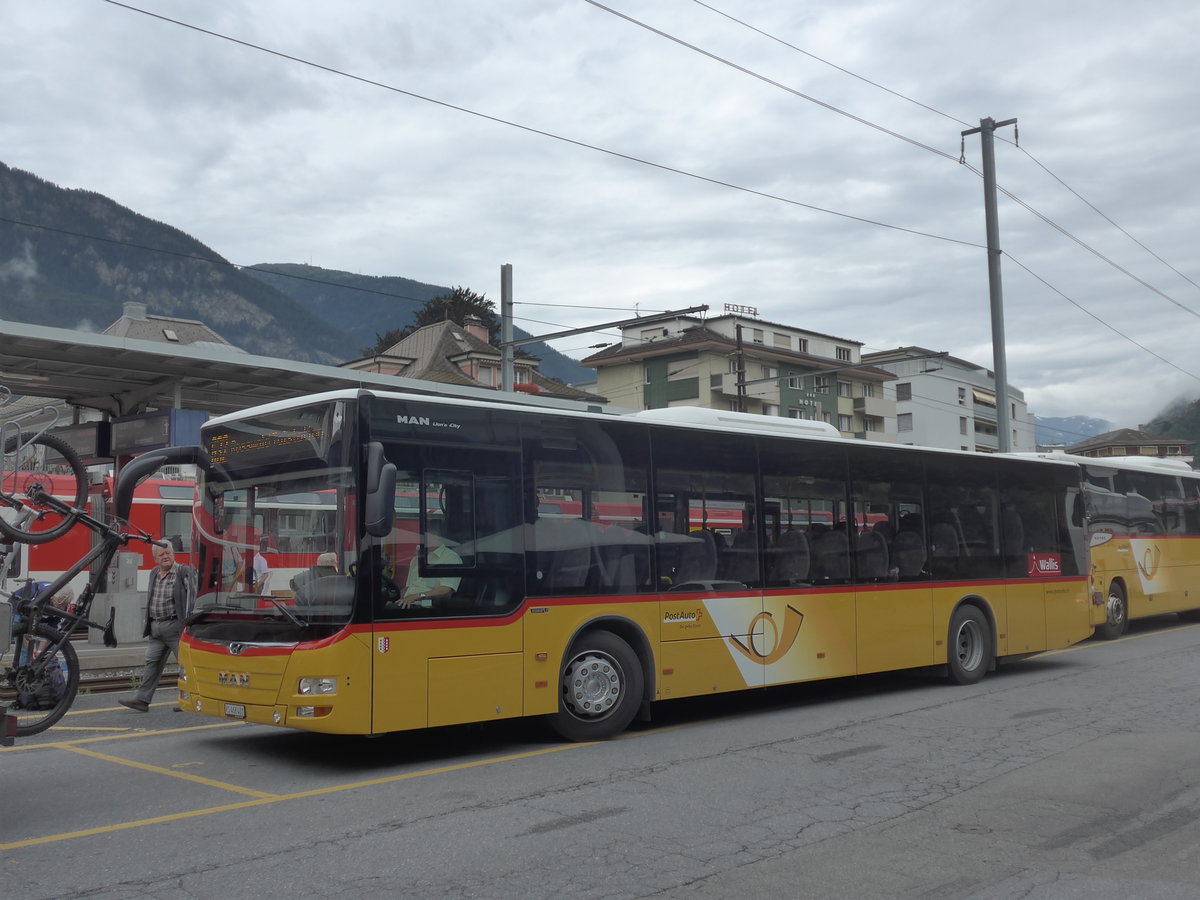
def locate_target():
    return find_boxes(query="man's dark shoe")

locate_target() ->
[120,699,149,712]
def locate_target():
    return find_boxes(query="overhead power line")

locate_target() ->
[1005,253,1199,382]
[99,0,980,251]
[684,0,1200,318]
[583,0,958,163]
[97,0,1194,385]
[687,0,972,128]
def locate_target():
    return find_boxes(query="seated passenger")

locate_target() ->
[396,535,462,609]
[291,552,339,595]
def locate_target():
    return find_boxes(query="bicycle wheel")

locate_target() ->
[0,431,88,544]
[2,622,81,736]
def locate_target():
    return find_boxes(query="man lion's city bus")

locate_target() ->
[178,389,1099,741]
[1027,452,1200,639]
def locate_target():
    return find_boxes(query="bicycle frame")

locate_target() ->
[2,444,207,735]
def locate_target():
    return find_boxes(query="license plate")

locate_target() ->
[223,703,246,719]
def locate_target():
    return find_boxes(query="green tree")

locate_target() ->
[360,285,498,356]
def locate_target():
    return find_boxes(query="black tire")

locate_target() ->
[550,630,644,742]
[2,623,81,736]
[1094,582,1129,640]
[947,604,991,685]
[0,432,88,544]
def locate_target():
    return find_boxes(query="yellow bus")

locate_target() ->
[1029,453,1200,639]
[179,389,1098,740]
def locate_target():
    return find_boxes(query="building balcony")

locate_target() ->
[710,372,780,402]
[853,430,895,443]
[853,395,895,418]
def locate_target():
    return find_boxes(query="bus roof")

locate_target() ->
[1012,450,1198,477]
[203,388,1081,468]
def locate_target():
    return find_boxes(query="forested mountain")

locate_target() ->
[1033,415,1113,448]
[1144,396,1200,446]
[0,161,591,383]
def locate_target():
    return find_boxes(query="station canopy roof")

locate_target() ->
[0,320,595,418]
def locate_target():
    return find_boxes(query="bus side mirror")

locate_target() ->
[364,442,397,538]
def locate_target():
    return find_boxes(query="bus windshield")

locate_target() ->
[190,399,356,641]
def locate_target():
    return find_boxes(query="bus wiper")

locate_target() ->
[185,605,252,626]
[270,598,309,629]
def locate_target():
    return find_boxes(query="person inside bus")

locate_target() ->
[290,551,339,595]
[395,535,461,608]
[252,537,272,594]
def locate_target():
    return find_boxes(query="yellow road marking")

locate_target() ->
[3,625,1193,849]
[1,798,279,850]
[0,741,595,850]
[0,721,245,753]
[58,744,279,799]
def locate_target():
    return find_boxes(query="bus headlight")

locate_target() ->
[298,677,337,695]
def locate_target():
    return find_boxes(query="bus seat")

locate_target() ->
[1001,507,1025,554]
[598,546,639,594]
[673,529,718,584]
[855,529,889,580]
[930,522,960,558]
[892,530,926,578]
[538,518,594,592]
[811,529,849,582]
[769,530,810,585]
[300,574,354,609]
[929,521,960,577]
[721,531,759,586]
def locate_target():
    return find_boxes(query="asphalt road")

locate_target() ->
[4,616,1200,900]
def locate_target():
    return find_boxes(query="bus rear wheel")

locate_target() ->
[1094,584,1128,640]
[551,630,643,742]
[947,605,991,685]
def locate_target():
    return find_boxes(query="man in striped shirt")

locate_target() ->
[119,543,195,713]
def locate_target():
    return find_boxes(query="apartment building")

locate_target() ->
[582,310,896,440]
[862,346,1035,452]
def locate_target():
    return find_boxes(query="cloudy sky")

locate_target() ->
[4,0,1200,432]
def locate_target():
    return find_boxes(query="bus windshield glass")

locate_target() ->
[190,399,355,641]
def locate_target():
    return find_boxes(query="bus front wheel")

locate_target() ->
[1094,584,1128,640]
[947,605,991,685]
[551,630,643,742]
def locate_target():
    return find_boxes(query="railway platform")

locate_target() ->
[75,638,178,687]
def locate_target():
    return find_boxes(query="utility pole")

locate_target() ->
[962,116,1017,452]
[495,262,708,391]
[734,324,747,412]
[500,264,514,392]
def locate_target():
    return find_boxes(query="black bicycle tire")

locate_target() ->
[4,622,81,737]
[0,431,88,544]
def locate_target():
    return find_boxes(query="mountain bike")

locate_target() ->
[0,447,194,736]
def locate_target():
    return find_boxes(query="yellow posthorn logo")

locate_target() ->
[1137,544,1162,581]
[729,605,804,664]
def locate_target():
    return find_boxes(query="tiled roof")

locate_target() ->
[103,312,231,347]
[1067,428,1191,453]
[582,324,894,380]
[382,321,605,402]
